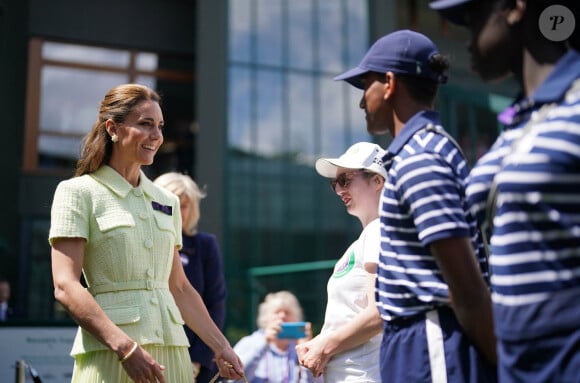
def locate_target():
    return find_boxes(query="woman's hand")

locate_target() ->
[295,334,330,378]
[263,313,284,343]
[214,346,245,380]
[120,344,167,383]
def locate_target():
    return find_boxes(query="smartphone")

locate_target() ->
[278,321,307,339]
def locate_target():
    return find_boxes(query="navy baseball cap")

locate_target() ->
[334,29,447,89]
[429,0,473,25]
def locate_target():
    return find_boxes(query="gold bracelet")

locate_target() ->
[119,341,139,363]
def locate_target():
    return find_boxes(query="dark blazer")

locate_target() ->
[179,231,227,382]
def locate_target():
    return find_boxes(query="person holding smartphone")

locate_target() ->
[296,142,385,382]
[230,291,317,383]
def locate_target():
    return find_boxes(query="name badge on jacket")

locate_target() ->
[152,201,172,216]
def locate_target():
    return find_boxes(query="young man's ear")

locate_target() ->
[383,72,396,100]
[506,0,526,25]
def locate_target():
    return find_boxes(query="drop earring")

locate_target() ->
[111,134,119,143]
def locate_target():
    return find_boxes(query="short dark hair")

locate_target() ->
[398,53,450,104]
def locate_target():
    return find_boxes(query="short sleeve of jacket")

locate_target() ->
[49,179,90,245]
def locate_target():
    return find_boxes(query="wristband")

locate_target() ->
[119,341,139,363]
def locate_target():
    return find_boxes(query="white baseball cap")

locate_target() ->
[315,142,387,179]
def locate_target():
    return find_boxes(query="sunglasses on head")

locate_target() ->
[330,170,373,192]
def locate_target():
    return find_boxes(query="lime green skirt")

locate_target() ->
[71,344,195,382]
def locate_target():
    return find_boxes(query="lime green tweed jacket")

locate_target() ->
[49,166,188,356]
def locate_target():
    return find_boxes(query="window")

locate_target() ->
[226,0,371,334]
[23,38,195,177]
[228,0,371,160]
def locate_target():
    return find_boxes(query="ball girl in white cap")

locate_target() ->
[296,142,386,382]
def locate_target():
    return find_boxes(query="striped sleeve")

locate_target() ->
[392,138,470,245]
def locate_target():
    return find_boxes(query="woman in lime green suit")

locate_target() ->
[49,84,244,383]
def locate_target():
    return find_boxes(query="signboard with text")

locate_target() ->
[0,327,76,383]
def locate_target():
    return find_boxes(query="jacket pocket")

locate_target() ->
[96,213,135,233]
[167,305,185,325]
[104,305,141,325]
[152,213,175,233]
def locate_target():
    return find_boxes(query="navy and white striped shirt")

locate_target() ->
[465,127,523,233]
[467,50,580,341]
[376,110,489,321]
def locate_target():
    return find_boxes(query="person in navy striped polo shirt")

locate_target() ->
[334,29,497,382]
[430,1,580,382]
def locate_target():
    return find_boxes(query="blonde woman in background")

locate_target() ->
[154,172,227,382]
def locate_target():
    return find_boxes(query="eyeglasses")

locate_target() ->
[329,170,373,192]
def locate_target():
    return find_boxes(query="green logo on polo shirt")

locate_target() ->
[332,250,355,278]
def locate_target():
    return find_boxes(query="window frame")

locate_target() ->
[23,37,194,175]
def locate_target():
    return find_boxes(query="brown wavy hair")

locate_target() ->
[75,84,162,177]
